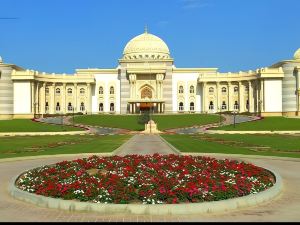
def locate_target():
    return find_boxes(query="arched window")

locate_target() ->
[179,102,184,111]
[245,86,249,92]
[80,102,85,111]
[99,103,104,112]
[246,100,249,110]
[178,86,184,94]
[67,88,72,94]
[55,88,61,94]
[80,88,85,95]
[68,102,73,111]
[45,87,49,95]
[234,101,239,110]
[110,86,114,95]
[99,86,103,95]
[222,87,227,94]
[209,101,214,110]
[190,86,195,94]
[209,87,214,94]
[110,103,115,112]
[190,102,195,111]
[141,87,152,99]
[56,102,60,111]
[234,86,239,93]
[222,101,227,110]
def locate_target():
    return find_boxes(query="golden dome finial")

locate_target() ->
[144,25,148,34]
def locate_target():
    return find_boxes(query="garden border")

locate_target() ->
[9,155,283,216]
[0,131,88,137]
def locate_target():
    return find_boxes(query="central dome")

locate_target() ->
[122,31,171,60]
[294,48,300,60]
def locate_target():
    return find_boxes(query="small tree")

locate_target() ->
[138,110,150,125]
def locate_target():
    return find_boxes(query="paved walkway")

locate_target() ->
[167,114,260,134]
[37,116,128,135]
[114,134,179,156]
[1,154,300,222]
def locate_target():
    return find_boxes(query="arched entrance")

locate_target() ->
[140,87,153,112]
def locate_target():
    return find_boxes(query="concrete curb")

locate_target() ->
[204,130,300,135]
[9,156,283,216]
[182,152,300,162]
[0,153,113,163]
[158,135,182,155]
[111,135,137,156]
[0,131,88,137]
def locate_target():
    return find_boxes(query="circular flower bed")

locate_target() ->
[16,154,275,204]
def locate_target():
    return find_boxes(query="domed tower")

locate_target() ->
[122,30,172,61]
[270,48,300,116]
[0,57,24,119]
[119,29,174,114]
[294,48,300,61]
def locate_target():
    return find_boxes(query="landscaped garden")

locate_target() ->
[0,135,131,159]
[214,117,300,131]
[161,133,300,158]
[73,114,220,131]
[16,154,275,204]
[0,119,83,132]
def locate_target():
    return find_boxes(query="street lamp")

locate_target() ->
[233,109,237,128]
[72,106,76,126]
[218,107,222,126]
[33,102,37,119]
[61,112,64,131]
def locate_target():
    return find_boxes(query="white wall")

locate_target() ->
[93,74,120,113]
[13,81,31,114]
[172,73,199,112]
[264,79,282,112]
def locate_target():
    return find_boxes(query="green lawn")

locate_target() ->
[0,119,83,132]
[74,114,220,131]
[215,117,300,131]
[0,134,131,159]
[161,133,300,158]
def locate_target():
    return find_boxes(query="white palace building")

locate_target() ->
[0,30,300,119]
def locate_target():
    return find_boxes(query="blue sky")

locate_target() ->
[0,0,299,73]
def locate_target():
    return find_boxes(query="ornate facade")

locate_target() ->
[0,31,300,119]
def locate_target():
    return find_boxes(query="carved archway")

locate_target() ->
[141,87,153,99]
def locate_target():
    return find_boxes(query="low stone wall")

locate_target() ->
[9,155,283,216]
[0,131,88,137]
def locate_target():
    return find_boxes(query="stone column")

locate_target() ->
[50,83,55,114]
[296,68,300,114]
[41,82,46,115]
[255,80,259,113]
[62,83,66,114]
[74,83,77,113]
[216,82,220,112]
[228,82,232,111]
[31,81,34,114]
[35,82,39,114]
[261,79,265,112]
[248,80,253,113]
[202,82,206,113]
[87,83,91,114]
[238,81,243,113]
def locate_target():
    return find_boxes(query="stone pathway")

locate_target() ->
[114,134,179,156]
[1,154,300,222]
